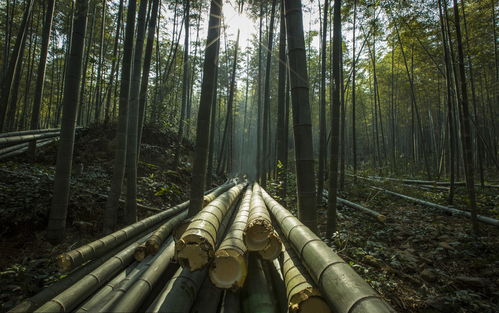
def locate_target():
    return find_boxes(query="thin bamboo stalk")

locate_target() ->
[322,190,386,222]
[0,127,60,138]
[0,130,60,145]
[260,187,395,313]
[371,186,499,227]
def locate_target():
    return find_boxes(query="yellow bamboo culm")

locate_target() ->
[244,183,273,251]
[175,184,246,271]
[209,188,252,289]
[281,243,331,313]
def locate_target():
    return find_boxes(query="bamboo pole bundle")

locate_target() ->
[145,183,234,255]
[148,192,241,313]
[57,183,233,272]
[34,231,154,313]
[260,188,395,313]
[322,190,386,222]
[189,277,224,313]
[371,186,499,227]
[241,254,276,313]
[258,231,282,260]
[0,130,60,146]
[280,241,330,313]
[175,183,246,271]
[244,183,273,251]
[209,187,252,289]
[86,239,175,312]
[74,262,135,312]
[0,127,60,138]
[0,138,56,160]
[8,225,154,313]
[108,240,176,312]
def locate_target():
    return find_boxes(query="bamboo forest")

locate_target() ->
[0,0,498,312]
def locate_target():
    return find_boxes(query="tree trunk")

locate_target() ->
[188,0,223,217]
[0,0,34,131]
[93,0,106,123]
[317,0,328,203]
[125,0,149,224]
[103,0,137,232]
[327,0,342,236]
[351,0,357,183]
[104,0,124,126]
[137,0,160,157]
[46,0,89,243]
[174,0,190,167]
[28,0,55,156]
[452,0,478,235]
[283,0,317,233]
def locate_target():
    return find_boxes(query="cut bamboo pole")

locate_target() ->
[260,188,395,313]
[371,186,499,227]
[85,239,175,312]
[145,183,234,255]
[241,253,276,313]
[244,183,273,251]
[34,231,154,313]
[189,277,224,313]
[57,183,233,272]
[108,239,176,312]
[280,241,330,313]
[268,259,288,313]
[8,226,154,313]
[322,190,386,222]
[258,231,282,261]
[0,138,56,160]
[0,127,60,138]
[219,290,241,313]
[209,187,252,289]
[0,130,60,146]
[134,244,147,261]
[175,183,246,271]
[148,192,240,313]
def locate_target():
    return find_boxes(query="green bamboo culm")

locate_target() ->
[241,253,277,313]
[244,182,273,251]
[260,187,396,313]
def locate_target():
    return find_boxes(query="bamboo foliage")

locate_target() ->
[209,187,252,289]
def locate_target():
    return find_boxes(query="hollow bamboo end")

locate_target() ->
[258,233,282,260]
[244,221,273,251]
[289,288,331,313]
[134,244,147,262]
[176,234,214,271]
[145,238,161,255]
[210,250,247,289]
[56,254,73,273]
[377,214,387,223]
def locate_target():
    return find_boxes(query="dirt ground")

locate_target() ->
[315,179,499,313]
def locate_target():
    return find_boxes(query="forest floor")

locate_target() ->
[268,172,499,313]
[1,127,498,313]
[0,125,224,311]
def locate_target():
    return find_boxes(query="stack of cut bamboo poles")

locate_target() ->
[10,181,396,313]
